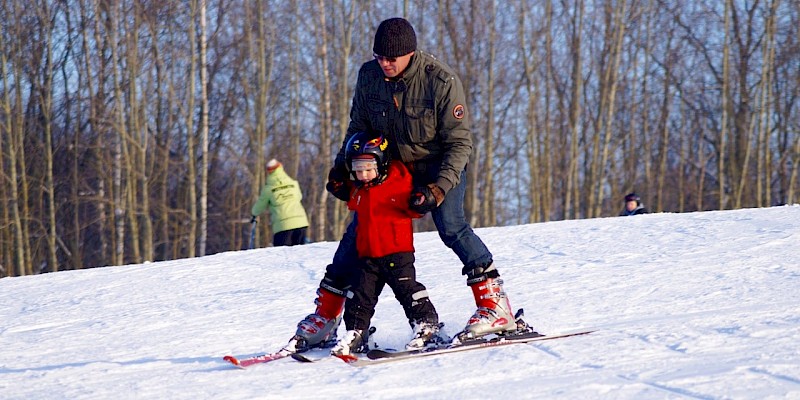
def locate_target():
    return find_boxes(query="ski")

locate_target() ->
[223,349,293,368]
[348,329,595,366]
[224,347,337,368]
[366,330,545,360]
[224,332,345,369]
[286,329,594,366]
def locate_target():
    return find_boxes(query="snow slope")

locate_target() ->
[1,206,799,399]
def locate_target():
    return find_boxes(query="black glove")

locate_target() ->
[329,161,349,182]
[409,184,444,214]
[250,215,257,224]
[326,166,350,202]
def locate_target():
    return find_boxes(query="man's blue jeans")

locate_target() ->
[325,170,492,287]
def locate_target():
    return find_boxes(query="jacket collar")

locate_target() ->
[266,166,289,183]
[388,51,423,83]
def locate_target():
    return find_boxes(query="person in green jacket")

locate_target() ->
[251,159,310,246]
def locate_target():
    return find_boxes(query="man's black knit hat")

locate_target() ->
[373,18,417,57]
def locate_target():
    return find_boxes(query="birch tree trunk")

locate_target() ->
[330,0,358,240]
[83,0,110,266]
[313,0,333,242]
[483,0,497,226]
[719,0,732,210]
[565,0,584,220]
[0,29,27,275]
[518,0,539,223]
[591,0,627,218]
[123,5,142,264]
[186,0,198,257]
[102,2,127,266]
[36,2,59,271]
[542,0,554,221]
[656,52,673,213]
[755,0,779,207]
[0,47,8,274]
[199,0,209,256]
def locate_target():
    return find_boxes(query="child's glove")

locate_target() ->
[326,165,350,201]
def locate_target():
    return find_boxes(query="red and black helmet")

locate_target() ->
[345,132,391,178]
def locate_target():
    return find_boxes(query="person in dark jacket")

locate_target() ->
[329,132,440,357]
[620,192,650,216]
[283,17,533,354]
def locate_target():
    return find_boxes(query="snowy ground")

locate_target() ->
[1,206,799,399]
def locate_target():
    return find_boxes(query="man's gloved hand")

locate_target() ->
[326,164,350,202]
[409,184,445,214]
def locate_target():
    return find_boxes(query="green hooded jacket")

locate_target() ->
[336,50,473,195]
[251,166,309,234]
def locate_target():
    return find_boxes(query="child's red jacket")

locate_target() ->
[347,160,421,258]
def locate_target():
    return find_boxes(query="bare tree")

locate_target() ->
[754,0,780,207]
[565,0,585,220]
[482,0,497,225]
[185,0,198,257]
[312,0,334,242]
[1,0,798,273]
[588,0,628,218]
[199,0,209,255]
[0,5,28,275]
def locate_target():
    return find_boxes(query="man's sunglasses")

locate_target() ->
[373,54,397,63]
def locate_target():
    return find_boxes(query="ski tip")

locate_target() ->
[334,354,359,364]
[223,355,242,367]
[223,355,240,365]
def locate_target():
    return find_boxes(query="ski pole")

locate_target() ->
[248,220,257,250]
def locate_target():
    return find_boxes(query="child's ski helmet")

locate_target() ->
[345,132,391,179]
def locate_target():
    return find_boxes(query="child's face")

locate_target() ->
[355,168,378,182]
[351,158,379,183]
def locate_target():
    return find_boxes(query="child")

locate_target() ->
[620,192,650,216]
[330,132,441,356]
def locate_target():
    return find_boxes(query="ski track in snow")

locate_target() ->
[1,206,800,399]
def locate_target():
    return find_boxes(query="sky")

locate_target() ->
[1,205,799,399]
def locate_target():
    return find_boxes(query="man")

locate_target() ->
[619,192,649,216]
[251,159,310,246]
[286,17,529,352]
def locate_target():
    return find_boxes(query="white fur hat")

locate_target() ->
[266,159,281,172]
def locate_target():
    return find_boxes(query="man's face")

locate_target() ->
[374,51,414,78]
